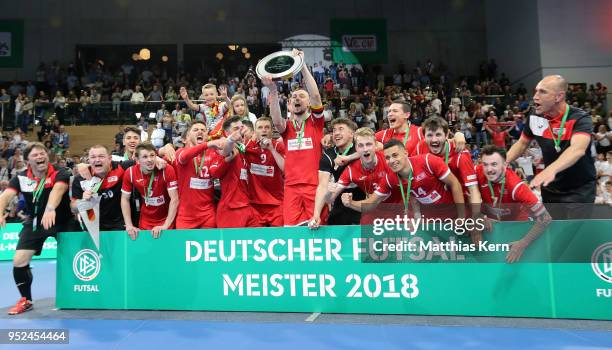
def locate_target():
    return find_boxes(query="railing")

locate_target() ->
[1,100,225,129]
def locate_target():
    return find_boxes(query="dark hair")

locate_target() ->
[222,116,243,132]
[331,117,358,131]
[481,145,507,160]
[391,100,411,113]
[383,138,405,151]
[242,120,254,131]
[135,142,156,157]
[422,116,449,134]
[124,126,140,137]
[187,121,207,134]
[24,142,48,160]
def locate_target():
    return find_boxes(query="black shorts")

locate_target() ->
[542,181,596,220]
[16,218,78,255]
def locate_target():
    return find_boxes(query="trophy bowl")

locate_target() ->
[256,51,304,81]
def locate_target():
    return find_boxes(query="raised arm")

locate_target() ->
[180,87,200,112]
[294,49,322,107]
[506,136,530,163]
[262,76,285,134]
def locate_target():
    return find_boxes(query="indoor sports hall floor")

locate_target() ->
[1,260,611,349]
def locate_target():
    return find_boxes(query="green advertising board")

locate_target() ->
[330,18,388,64]
[0,20,24,68]
[56,221,612,319]
[0,223,57,261]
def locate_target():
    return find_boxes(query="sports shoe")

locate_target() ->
[8,297,33,315]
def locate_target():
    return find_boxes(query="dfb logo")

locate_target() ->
[591,242,612,284]
[73,249,101,282]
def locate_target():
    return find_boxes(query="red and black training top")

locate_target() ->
[71,161,134,231]
[7,164,72,226]
[521,105,595,199]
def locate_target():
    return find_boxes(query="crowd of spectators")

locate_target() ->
[0,57,611,220]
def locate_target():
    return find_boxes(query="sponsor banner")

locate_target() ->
[330,19,388,64]
[0,224,57,261]
[56,221,612,319]
[0,20,24,68]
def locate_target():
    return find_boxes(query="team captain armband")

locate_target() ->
[310,105,324,114]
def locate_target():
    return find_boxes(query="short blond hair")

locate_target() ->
[202,83,217,91]
[354,127,376,140]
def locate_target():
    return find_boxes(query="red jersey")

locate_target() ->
[414,140,478,198]
[375,154,454,205]
[174,144,228,216]
[121,165,178,229]
[244,139,285,206]
[281,109,325,186]
[375,123,422,156]
[217,150,251,209]
[491,131,507,148]
[337,152,401,203]
[475,165,545,221]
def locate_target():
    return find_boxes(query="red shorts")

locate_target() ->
[283,184,327,226]
[252,203,283,227]
[176,204,216,229]
[139,219,175,230]
[216,205,261,228]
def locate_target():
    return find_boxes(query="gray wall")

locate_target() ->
[485,0,543,90]
[538,0,612,102]
[0,0,487,81]
[487,0,612,102]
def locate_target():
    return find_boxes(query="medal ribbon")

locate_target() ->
[144,169,155,205]
[548,104,569,152]
[193,153,206,176]
[488,175,506,208]
[398,170,413,214]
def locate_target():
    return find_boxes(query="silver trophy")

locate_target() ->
[256,51,304,80]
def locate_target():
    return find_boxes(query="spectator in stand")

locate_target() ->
[21,97,34,134]
[130,85,145,117]
[364,105,378,130]
[147,84,164,112]
[111,87,122,117]
[65,90,78,125]
[486,122,514,149]
[150,123,166,149]
[594,125,612,154]
[164,86,177,106]
[89,88,102,124]
[515,149,536,182]
[52,91,66,125]
[473,109,487,146]
[121,84,134,101]
[161,113,174,144]
[52,125,70,152]
[34,91,50,122]
[0,89,11,116]
[229,94,257,124]
[10,160,26,179]
[0,159,10,182]
[78,90,89,125]
[13,93,24,128]
[596,151,612,192]
[595,180,612,206]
